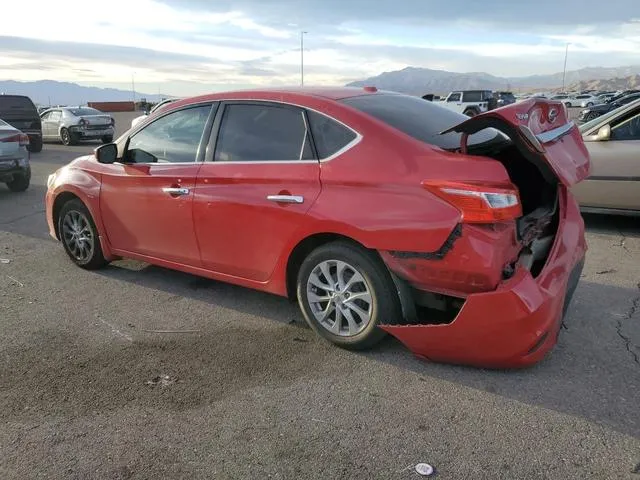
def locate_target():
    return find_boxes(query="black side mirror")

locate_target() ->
[95,143,117,164]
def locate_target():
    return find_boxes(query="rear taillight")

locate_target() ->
[1,133,30,146]
[422,181,522,223]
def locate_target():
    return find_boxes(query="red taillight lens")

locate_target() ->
[422,181,522,223]
[1,133,30,146]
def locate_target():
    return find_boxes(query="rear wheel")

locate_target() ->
[6,167,31,192]
[463,108,479,117]
[27,137,42,153]
[58,199,108,270]
[60,128,77,146]
[585,111,600,121]
[101,135,113,144]
[296,241,401,350]
[586,102,594,107]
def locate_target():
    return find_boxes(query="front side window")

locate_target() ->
[214,103,313,162]
[611,111,640,141]
[447,93,461,102]
[126,104,212,163]
[306,110,357,159]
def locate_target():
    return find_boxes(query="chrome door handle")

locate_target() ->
[267,194,304,204]
[162,187,190,196]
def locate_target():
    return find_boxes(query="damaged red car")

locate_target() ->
[45,87,590,368]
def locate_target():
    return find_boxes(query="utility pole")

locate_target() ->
[300,31,307,86]
[131,73,136,106]
[561,43,569,93]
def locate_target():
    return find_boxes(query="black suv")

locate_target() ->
[494,91,516,107]
[0,94,43,152]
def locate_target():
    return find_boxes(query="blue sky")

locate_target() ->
[0,0,638,96]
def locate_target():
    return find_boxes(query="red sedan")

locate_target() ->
[45,87,590,368]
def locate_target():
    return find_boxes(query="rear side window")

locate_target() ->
[0,95,37,114]
[306,110,356,158]
[214,104,313,162]
[340,93,500,150]
[463,91,482,102]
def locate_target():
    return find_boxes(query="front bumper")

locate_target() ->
[381,189,587,368]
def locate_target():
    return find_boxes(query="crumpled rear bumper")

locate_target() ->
[380,189,587,369]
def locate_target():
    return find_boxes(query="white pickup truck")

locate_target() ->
[439,90,496,117]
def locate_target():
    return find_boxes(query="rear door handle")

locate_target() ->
[267,194,304,204]
[162,187,190,196]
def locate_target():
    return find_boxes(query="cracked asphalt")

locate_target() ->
[1,113,639,479]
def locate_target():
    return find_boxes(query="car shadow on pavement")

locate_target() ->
[93,257,640,439]
[367,279,640,439]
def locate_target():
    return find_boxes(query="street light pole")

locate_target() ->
[300,31,307,86]
[561,43,569,92]
[132,73,136,106]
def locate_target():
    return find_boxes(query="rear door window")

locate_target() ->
[463,91,482,102]
[306,110,356,159]
[214,103,313,162]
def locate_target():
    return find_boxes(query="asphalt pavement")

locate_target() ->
[0,112,638,479]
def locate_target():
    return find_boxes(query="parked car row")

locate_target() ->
[422,90,516,117]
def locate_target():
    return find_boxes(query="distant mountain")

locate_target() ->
[347,65,640,95]
[0,80,165,106]
[564,74,640,93]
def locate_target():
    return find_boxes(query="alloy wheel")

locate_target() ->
[61,210,94,263]
[306,259,373,337]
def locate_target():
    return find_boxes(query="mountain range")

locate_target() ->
[0,80,165,106]
[347,65,640,95]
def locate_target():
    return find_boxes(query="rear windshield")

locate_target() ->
[0,95,37,114]
[67,107,102,116]
[339,93,503,150]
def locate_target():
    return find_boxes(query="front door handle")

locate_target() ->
[267,194,304,204]
[162,187,190,196]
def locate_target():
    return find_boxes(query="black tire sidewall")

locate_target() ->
[58,199,107,270]
[27,137,42,153]
[101,136,113,144]
[296,242,400,350]
[6,167,31,192]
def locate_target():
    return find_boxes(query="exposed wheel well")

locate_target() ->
[285,233,371,301]
[52,192,81,239]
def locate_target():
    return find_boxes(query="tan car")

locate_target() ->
[573,98,640,215]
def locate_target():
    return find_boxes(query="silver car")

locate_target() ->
[40,107,115,146]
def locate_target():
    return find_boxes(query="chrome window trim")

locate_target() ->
[536,121,575,144]
[112,97,363,166]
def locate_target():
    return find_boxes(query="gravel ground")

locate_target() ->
[0,111,638,479]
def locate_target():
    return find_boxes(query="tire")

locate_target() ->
[296,241,401,350]
[58,198,108,270]
[463,108,479,117]
[6,167,31,192]
[586,102,593,107]
[565,103,572,108]
[60,128,77,146]
[585,112,600,121]
[27,137,42,153]
[101,135,113,144]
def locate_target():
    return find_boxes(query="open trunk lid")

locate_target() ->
[441,98,591,187]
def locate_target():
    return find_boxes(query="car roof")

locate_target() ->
[168,86,388,110]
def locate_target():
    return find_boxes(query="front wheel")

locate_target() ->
[296,241,401,350]
[565,102,572,108]
[463,108,479,117]
[6,167,31,192]
[585,112,600,121]
[586,102,593,107]
[58,198,108,270]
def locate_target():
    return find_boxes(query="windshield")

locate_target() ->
[67,107,102,116]
[339,93,504,151]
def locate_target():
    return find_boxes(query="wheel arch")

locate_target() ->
[52,191,82,240]
[285,232,377,301]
